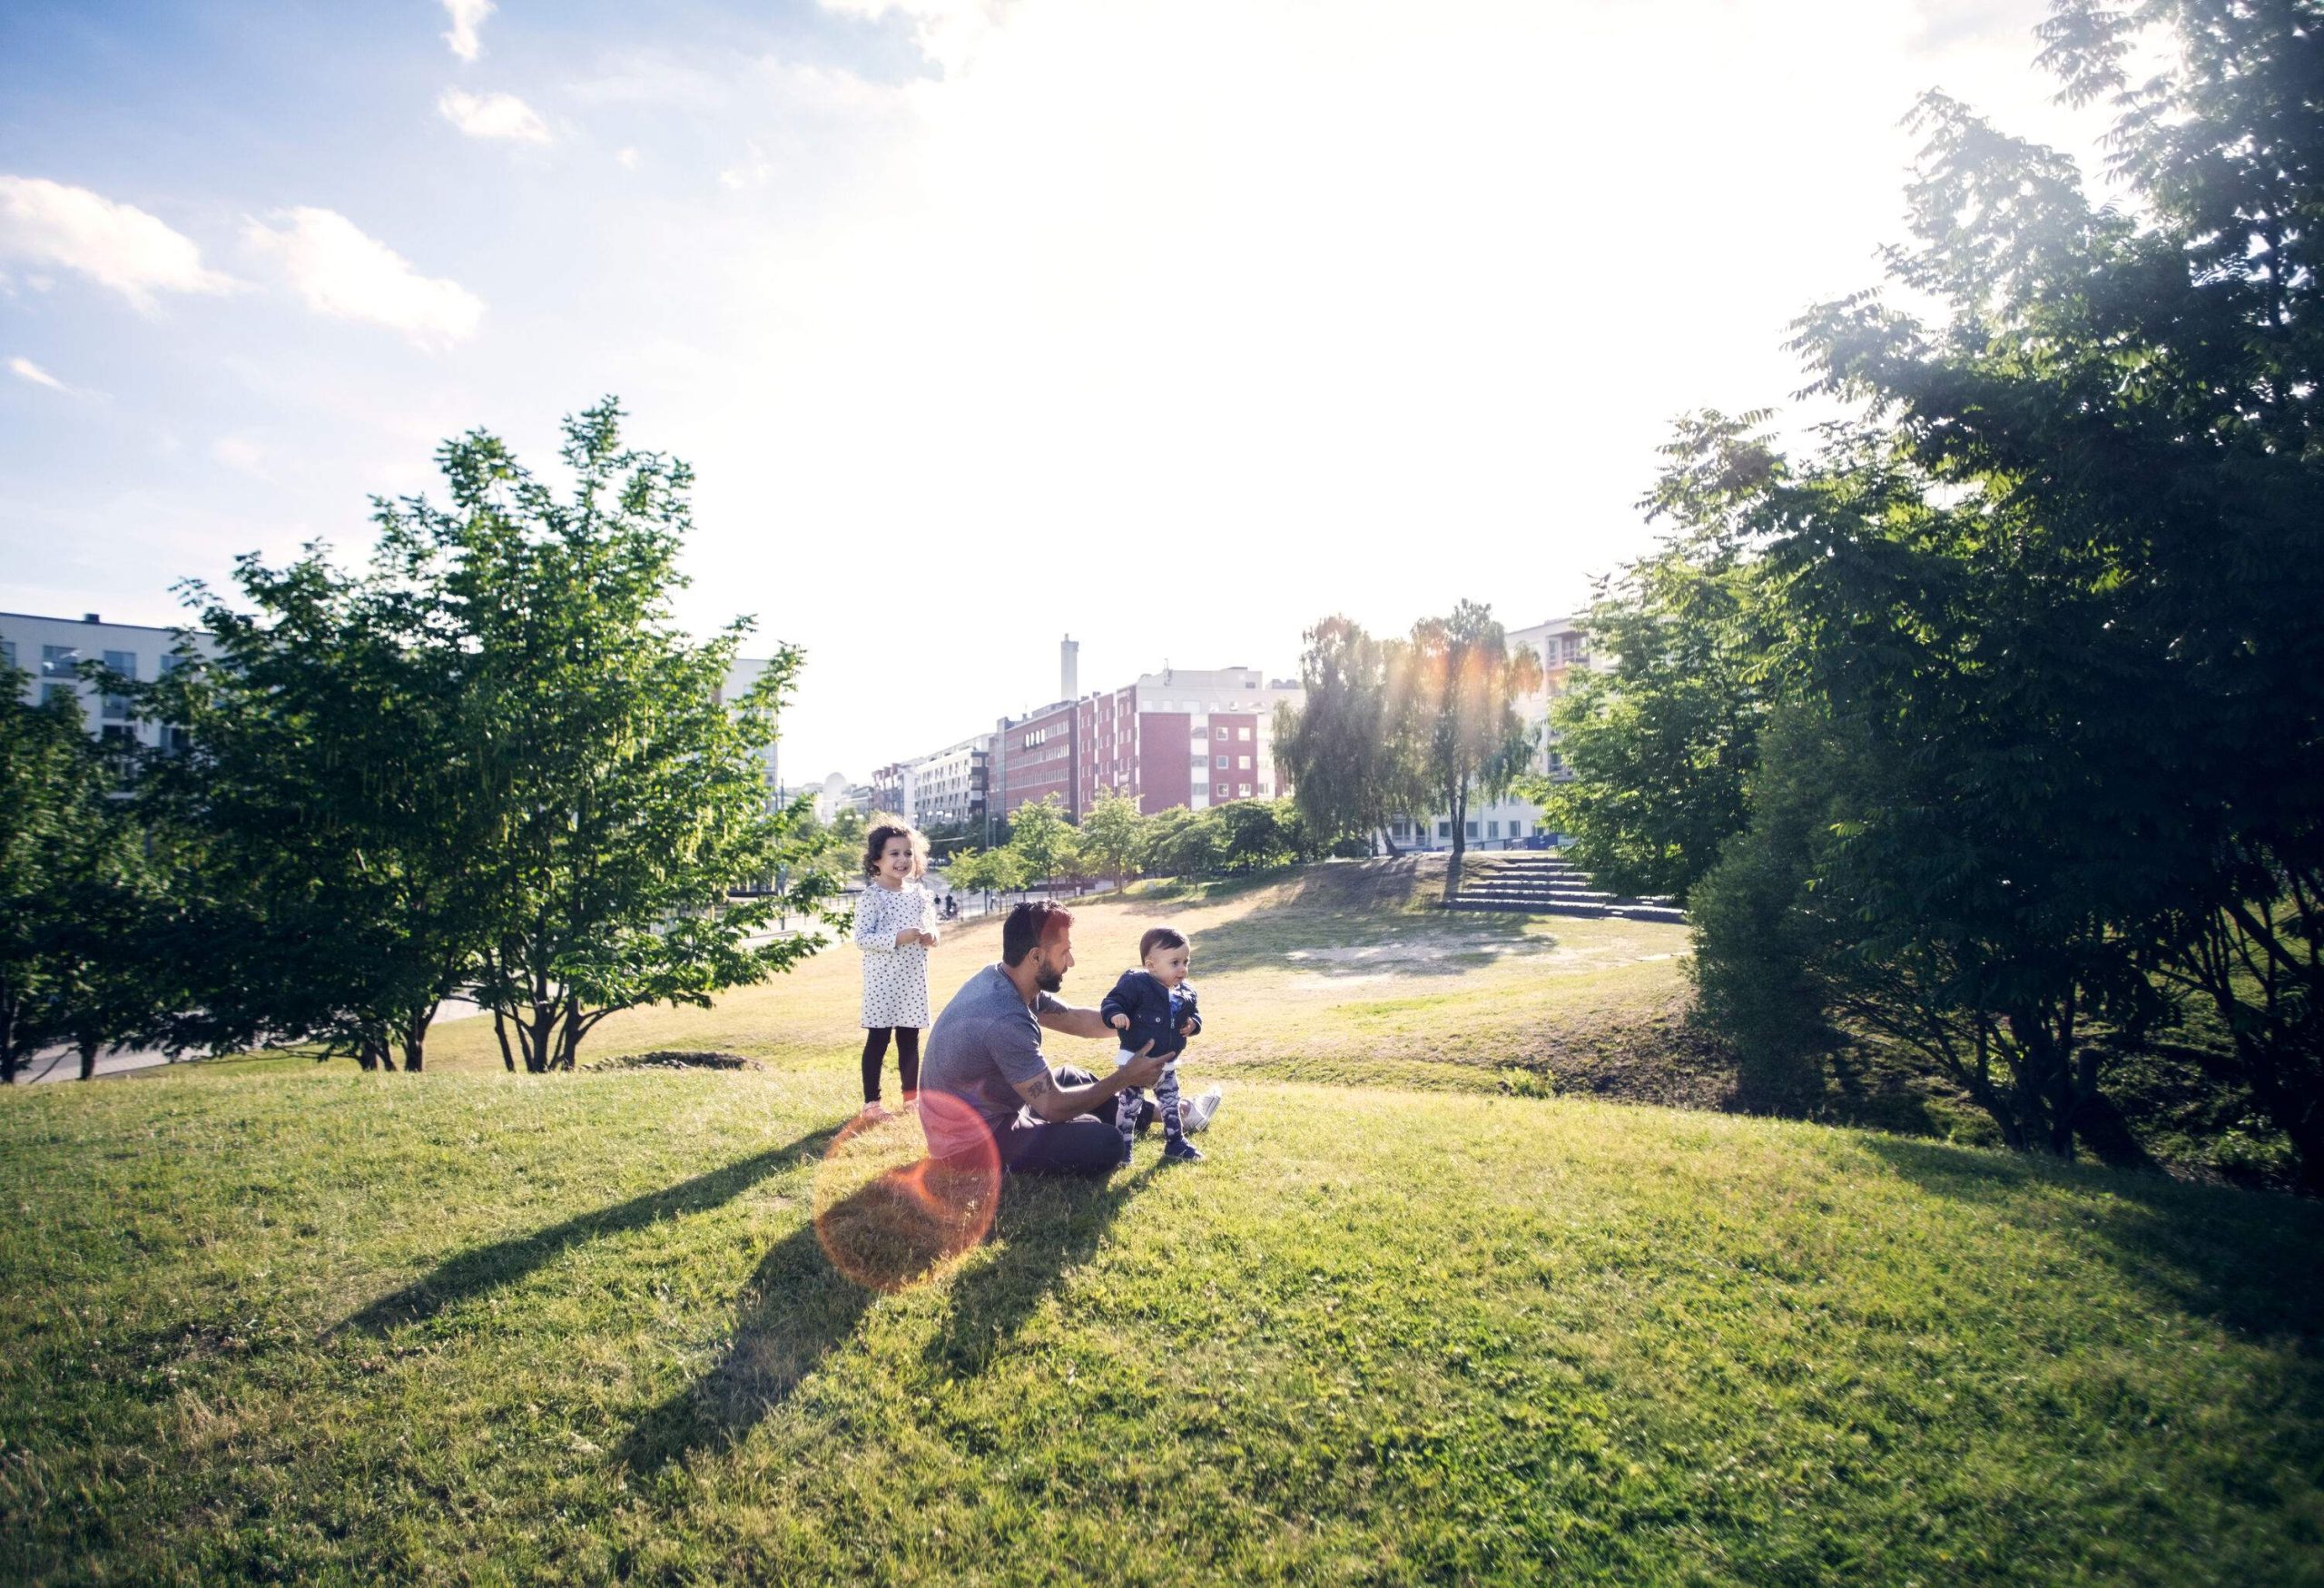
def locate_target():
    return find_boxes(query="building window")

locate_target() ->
[1238,783,1251,797]
[102,650,135,720]
[1487,821,1500,839]
[1511,822,1526,837]
[42,645,79,678]
[1437,821,1452,839]
[1236,755,1250,770]
[0,640,13,671]
[1216,755,1228,769]
[1465,821,1480,839]
[1237,726,1251,740]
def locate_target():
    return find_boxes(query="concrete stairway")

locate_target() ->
[1437,853,1688,924]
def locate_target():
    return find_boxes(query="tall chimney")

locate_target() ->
[1061,634,1078,701]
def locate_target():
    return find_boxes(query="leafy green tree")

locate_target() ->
[1739,0,2324,1174]
[1531,416,1777,902]
[1212,799,1300,874]
[0,668,141,1082]
[1670,409,2177,1159]
[1409,602,1543,902]
[1003,794,1080,887]
[143,546,482,1071]
[1274,616,1432,857]
[1138,806,1222,879]
[945,844,1024,909]
[371,399,832,1072]
[34,722,162,1081]
[1078,784,1147,890]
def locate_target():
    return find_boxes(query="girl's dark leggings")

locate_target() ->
[862,1026,921,1103]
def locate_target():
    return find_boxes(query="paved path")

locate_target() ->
[14,1044,178,1083]
[14,997,490,1085]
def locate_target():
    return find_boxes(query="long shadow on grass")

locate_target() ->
[617,1165,1151,1471]
[1861,1136,2324,1356]
[340,1126,839,1335]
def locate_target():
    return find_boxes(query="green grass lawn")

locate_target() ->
[4,865,2320,1583]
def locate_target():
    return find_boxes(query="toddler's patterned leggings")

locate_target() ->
[1115,1053,1182,1149]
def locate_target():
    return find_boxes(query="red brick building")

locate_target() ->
[988,654,1303,825]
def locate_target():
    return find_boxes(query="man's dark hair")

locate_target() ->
[1139,926,1187,962]
[1002,901,1074,966]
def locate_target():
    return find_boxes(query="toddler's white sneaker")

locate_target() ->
[1182,1083,1225,1134]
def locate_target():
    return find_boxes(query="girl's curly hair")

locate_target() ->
[863,822,929,880]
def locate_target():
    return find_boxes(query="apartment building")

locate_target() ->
[982,641,1305,824]
[0,610,208,751]
[872,733,990,830]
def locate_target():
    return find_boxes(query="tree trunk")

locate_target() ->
[401,1006,431,1073]
[1443,784,1469,902]
[556,1002,585,1070]
[78,1035,99,1080]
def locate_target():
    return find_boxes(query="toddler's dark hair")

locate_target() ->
[862,822,928,879]
[1139,927,1188,962]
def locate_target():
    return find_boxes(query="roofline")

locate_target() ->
[0,610,193,636]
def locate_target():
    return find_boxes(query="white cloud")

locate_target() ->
[718,143,773,190]
[210,434,270,478]
[242,208,485,348]
[0,175,235,312]
[8,355,67,390]
[442,0,494,62]
[817,0,1003,74]
[437,87,551,143]
[615,146,643,170]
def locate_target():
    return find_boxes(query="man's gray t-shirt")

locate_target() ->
[920,964,1060,1157]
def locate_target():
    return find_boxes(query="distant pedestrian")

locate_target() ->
[854,822,940,1120]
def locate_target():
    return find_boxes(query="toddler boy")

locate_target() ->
[1102,927,1205,1165]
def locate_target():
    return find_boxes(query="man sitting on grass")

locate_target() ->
[919,902,1215,1175]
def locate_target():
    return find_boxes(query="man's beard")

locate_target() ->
[1035,963,1065,993]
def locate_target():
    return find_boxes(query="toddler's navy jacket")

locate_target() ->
[1100,970,1202,1060]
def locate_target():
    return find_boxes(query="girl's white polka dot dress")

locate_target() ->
[853,882,936,1029]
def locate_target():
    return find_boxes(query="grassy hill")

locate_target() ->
[4,866,2320,1583]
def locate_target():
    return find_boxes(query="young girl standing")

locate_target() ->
[853,822,940,1118]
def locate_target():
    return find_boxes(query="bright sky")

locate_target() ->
[0,0,2120,782]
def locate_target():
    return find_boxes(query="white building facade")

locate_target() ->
[872,733,991,830]
[0,610,208,751]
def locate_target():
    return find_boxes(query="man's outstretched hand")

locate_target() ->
[1118,1041,1167,1090]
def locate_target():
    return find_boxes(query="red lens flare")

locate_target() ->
[812,1092,1001,1293]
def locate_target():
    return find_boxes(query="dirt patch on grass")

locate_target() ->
[586,1050,765,1072]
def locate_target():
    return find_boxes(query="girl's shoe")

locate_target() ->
[1161,1137,1206,1163]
